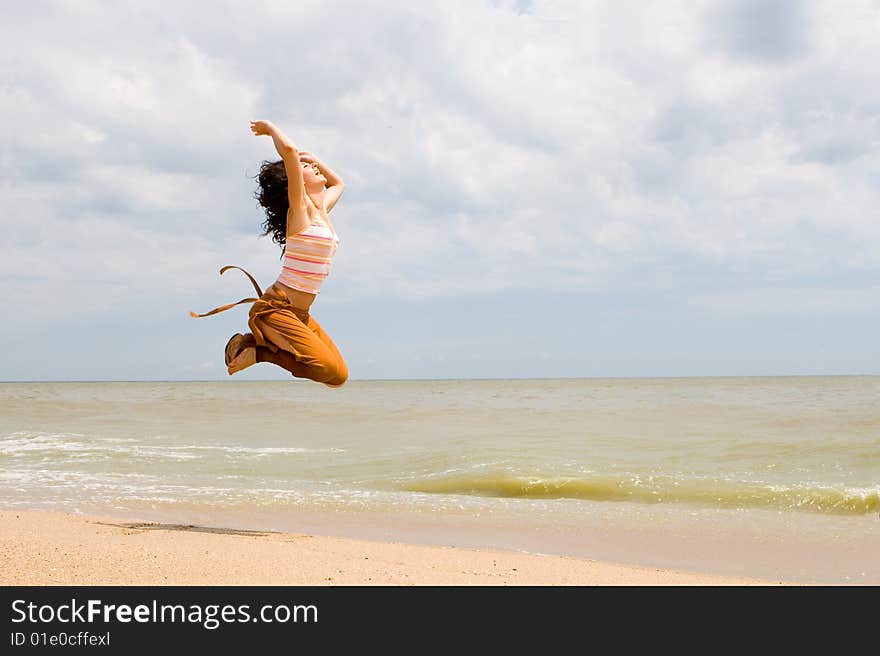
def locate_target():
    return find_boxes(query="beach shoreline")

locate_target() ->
[0,509,785,586]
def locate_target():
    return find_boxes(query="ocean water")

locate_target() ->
[2,377,879,582]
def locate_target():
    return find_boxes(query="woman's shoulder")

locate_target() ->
[288,207,332,235]
[285,200,311,237]
[290,196,336,238]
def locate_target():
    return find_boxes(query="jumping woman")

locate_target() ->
[189,119,348,388]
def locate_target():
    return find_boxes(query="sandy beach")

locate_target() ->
[0,510,784,586]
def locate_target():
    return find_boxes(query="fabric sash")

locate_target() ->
[189,266,264,318]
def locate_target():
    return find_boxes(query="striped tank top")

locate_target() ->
[276,214,340,294]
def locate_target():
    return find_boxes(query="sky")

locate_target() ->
[1,0,878,381]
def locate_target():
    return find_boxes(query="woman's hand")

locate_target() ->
[297,150,319,164]
[249,120,276,137]
[251,120,298,157]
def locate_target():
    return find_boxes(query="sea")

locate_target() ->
[2,376,878,583]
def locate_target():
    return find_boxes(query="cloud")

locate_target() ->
[705,0,810,63]
[1,0,879,330]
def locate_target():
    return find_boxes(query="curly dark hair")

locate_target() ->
[252,159,290,256]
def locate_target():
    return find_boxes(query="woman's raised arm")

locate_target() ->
[250,119,304,210]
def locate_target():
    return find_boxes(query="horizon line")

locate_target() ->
[1,373,878,383]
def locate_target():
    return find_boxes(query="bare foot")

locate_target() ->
[227,347,256,375]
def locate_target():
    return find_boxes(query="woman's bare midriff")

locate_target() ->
[275,280,317,312]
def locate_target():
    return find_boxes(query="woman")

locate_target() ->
[190,119,348,388]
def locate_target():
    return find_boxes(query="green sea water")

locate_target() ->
[2,377,878,582]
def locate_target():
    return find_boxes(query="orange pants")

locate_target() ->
[190,266,348,385]
[248,282,348,385]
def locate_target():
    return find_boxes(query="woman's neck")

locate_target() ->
[305,190,325,215]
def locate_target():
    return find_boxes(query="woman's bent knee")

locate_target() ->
[326,368,348,387]
[325,362,348,387]
[305,359,347,386]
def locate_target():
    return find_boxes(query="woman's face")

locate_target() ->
[300,160,325,185]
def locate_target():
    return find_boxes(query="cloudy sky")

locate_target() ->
[2,0,878,381]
